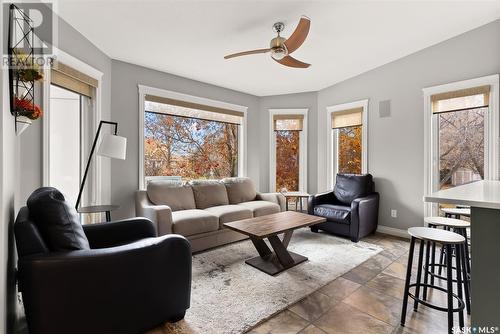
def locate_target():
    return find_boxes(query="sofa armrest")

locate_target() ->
[83,217,156,249]
[256,192,286,211]
[350,193,380,242]
[18,235,191,334]
[135,190,173,235]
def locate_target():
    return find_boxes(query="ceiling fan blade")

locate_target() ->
[274,55,310,68]
[284,16,310,54]
[224,48,271,59]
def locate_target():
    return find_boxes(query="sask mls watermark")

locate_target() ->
[453,326,500,334]
[2,2,56,69]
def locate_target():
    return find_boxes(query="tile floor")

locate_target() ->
[247,232,470,334]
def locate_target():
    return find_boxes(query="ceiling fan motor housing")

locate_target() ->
[270,36,287,60]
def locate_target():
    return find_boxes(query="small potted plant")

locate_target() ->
[14,96,42,135]
[13,49,43,82]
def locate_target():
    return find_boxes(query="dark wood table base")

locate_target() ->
[246,231,308,275]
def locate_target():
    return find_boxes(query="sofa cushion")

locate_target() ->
[204,205,252,227]
[222,177,257,204]
[189,180,229,209]
[171,209,219,237]
[26,187,90,251]
[147,181,196,211]
[333,174,373,205]
[313,204,351,225]
[237,200,280,217]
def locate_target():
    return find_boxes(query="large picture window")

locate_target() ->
[141,92,245,185]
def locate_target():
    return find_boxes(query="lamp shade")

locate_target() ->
[97,134,127,160]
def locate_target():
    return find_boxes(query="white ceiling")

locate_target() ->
[55,1,500,96]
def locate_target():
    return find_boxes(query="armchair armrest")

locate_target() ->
[307,191,339,214]
[83,217,156,249]
[350,193,380,242]
[256,192,286,211]
[18,234,191,334]
[135,190,173,235]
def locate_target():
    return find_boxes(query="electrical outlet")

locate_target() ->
[391,209,397,218]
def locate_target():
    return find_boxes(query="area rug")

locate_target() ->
[163,229,382,334]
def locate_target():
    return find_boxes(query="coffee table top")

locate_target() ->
[223,211,326,238]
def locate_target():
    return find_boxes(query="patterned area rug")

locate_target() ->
[162,229,382,334]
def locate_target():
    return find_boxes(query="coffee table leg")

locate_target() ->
[250,238,272,257]
[281,230,293,249]
[268,235,295,267]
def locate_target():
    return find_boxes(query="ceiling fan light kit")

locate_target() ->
[224,16,311,68]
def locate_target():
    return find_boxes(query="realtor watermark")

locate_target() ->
[453,326,500,334]
[2,1,56,69]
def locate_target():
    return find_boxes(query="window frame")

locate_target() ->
[138,85,248,190]
[326,99,369,189]
[423,75,500,218]
[269,108,308,193]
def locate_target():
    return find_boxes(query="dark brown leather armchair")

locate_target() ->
[308,174,379,242]
[15,187,192,334]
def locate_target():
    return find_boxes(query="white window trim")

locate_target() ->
[326,99,369,189]
[138,84,248,190]
[42,46,104,205]
[269,108,308,193]
[423,74,500,217]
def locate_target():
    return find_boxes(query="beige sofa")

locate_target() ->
[136,177,286,252]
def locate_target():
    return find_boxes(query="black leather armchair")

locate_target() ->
[308,173,379,242]
[15,204,192,334]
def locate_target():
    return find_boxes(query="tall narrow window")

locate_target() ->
[273,114,303,192]
[143,95,243,182]
[332,107,363,174]
[432,85,490,190]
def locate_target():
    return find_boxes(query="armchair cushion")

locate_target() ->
[26,187,90,251]
[172,209,219,236]
[189,180,229,209]
[146,181,196,211]
[222,177,257,204]
[313,204,351,225]
[333,174,373,205]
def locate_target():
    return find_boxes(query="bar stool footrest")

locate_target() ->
[408,283,465,313]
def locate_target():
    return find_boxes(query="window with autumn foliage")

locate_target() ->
[143,97,242,181]
[331,106,364,175]
[271,112,307,192]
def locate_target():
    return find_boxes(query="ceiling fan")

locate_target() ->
[224,16,311,68]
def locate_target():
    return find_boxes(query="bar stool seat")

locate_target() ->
[424,217,470,228]
[441,207,471,218]
[408,226,465,243]
[401,227,468,334]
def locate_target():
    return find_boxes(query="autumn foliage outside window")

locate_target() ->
[144,110,239,180]
[275,130,300,192]
[337,126,362,174]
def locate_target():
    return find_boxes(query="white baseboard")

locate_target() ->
[376,225,410,239]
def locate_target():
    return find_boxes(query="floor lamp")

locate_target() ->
[76,120,127,222]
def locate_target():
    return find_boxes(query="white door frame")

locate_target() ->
[137,84,248,190]
[269,108,308,193]
[423,74,500,217]
[326,99,369,189]
[42,47,103,205]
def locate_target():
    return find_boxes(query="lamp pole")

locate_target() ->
[75,120,118,210]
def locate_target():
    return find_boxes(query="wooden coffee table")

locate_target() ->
[223,211,326,275]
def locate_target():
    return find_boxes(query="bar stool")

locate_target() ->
[441,207,471,220]
[401,227,467,334]
[425,217,471,315]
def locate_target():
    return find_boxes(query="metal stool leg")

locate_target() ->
[446,244,454,334]
[413,239,425,311]
[460,243,471,315]
[431,240,436,287]
[401,236,416,326]
[423,240,431,301]
[455,244,465,329]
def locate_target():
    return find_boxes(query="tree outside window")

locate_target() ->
[275,130,300,192]
[338,126,362,174]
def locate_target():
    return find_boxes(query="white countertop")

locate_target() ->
[424,180,500,209]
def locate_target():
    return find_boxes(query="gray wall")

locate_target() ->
[110,60,260,219]
[317,19,500,230]
[258,92,318,193]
